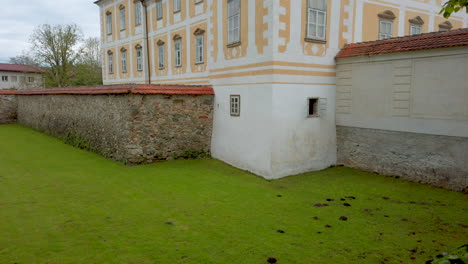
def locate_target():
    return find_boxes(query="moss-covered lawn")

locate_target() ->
[0,124,467,264]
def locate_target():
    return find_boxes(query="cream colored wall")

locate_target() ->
[336,47,468,138]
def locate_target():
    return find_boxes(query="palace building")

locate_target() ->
[94,0,468,179]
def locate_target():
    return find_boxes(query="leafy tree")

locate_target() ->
[71,37,103,86]
[440,0,468,18]
[29,24,82,87]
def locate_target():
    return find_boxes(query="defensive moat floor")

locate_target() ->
[0,124,467,263]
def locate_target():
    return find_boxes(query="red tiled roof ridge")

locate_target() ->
[336,28,468,58]
[0,84,214,96]
[0,63,45,73]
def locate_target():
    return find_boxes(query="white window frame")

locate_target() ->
[11,76,17,82]
[121,50,127,73]
[379,20,393,40]
[106,13,112,35]
[135,2,142,26]
[158,44,165,69]
[409,24,422,35]
[195,34,204,64]
[227,0,240,45]
[230,95,240,116]
[156,0,163,20]
[136,47,143,71]
[120,7,126,30]
[306,0,327,41]
[174,0,181,13]
[174,39,182,67]
[108,53,114,74]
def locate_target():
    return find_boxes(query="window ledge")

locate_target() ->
[195,1,203,4]
[107,33,112,36]
[173,10,181,14]
[227,41,241,48]
[195,62,205,65]
[120,28,126,32]
[157,17,163,21]
[304,38,326,44]
[159,67,165,70]
[307,114,320,118]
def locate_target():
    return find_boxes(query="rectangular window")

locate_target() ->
[120,8,126,30]
[108,53,114,74]
[379,20,393,40]
[308,98,319,117]
[174,0,181,12]
[227,0,240,45]
[28,77,35,83]
[121,51,127,73]
[174,39,182,67]
[307,0,327,40]
[135,3,142,25]
[195,34,204,64]
[156,0,163,20]
[106,13,112,35]
[158,44,165,69]
[136,48,143,71]
[230,95,240,116]
[410,24,422,35]
[1,76,8,82]
[11,76,17,82]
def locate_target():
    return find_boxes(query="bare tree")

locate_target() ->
[9,51,40,66]
[30,24,82,87]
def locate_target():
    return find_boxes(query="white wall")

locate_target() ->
[336,47,468,138]
[0,72,43,90]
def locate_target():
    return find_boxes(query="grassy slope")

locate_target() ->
[0,124,466,264]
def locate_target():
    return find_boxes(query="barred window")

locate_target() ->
[307,0,327,40]
[174,39,182,67]
[156,0,163,20]
[227,0,240,44]
[230,95,240,116]
[174,0,181,12]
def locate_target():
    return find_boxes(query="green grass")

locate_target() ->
[0,124,467,264]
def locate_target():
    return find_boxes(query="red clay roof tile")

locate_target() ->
[336,28,468,59]
[0,84,214,96]
[0,63,45,73]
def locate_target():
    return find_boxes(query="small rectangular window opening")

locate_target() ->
[308,98,319,117]
[230,95,240,116]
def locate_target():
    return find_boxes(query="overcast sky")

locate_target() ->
[0,0,100,63]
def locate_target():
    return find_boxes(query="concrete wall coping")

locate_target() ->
[0,84,214,96]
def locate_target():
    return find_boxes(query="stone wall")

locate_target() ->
[16,87,214,164]
[337,126,468,192]
[0,94,17,124]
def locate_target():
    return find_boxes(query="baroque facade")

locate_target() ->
[95,0,468,179]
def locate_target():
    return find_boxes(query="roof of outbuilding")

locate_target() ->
[336,28,468,59]
[0,84,214,95]
[0,63,45,74]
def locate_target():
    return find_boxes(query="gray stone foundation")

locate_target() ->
[337,126,468,192]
